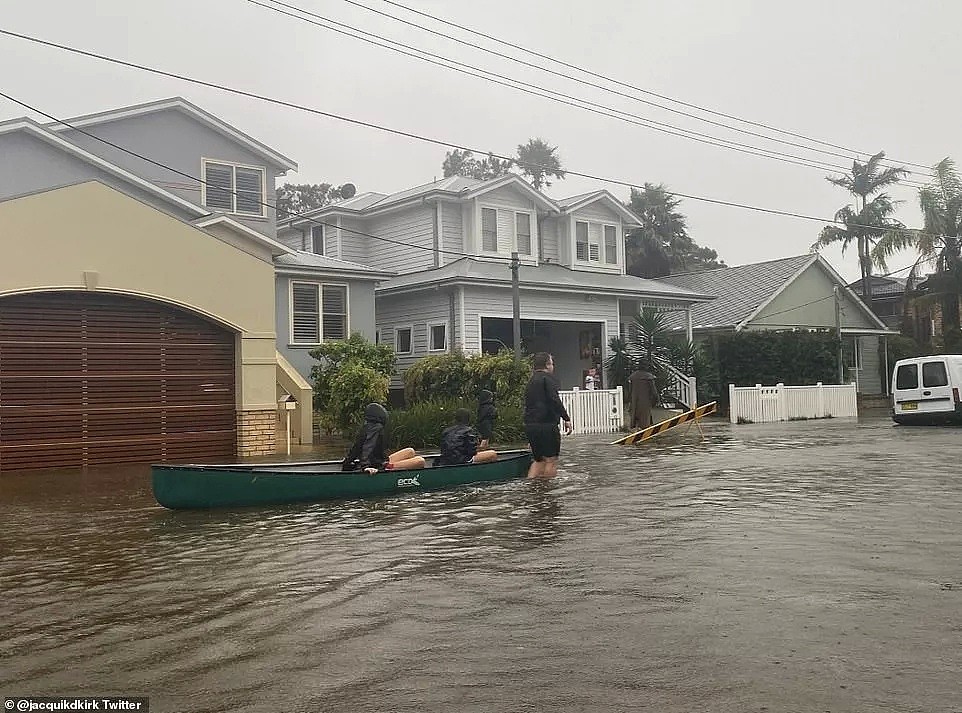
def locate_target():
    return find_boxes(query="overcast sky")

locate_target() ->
[3,0,959,282]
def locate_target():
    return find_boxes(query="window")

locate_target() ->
[481,208,498,252]
[202,160,266,216]
[395,326,412,354]
[321,285,347,340]
[375,329,381,345]
[516,213,532,255]
[311,225,324,255]
[922,361,949,388]
[429,323,447,352]
[576,221,589,261]
[895,364,918,390]
[604,225,618,264]
[290,282,348,344]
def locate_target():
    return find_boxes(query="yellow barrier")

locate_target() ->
[611,401,718,445]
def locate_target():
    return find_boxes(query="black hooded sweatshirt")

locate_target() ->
[341,403,389,471]
[477,390,497,441]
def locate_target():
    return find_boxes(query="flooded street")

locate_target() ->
[2,414,960,712]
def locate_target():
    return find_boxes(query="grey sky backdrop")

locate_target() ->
[2,0,959,282]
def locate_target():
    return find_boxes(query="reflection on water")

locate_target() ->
[2,416,961,712]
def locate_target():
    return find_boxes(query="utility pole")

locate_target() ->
[511,252,522,361]
[834,286,844,383]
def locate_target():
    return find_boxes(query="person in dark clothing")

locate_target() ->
[628,366,659,429]
[477,389,498,449]
[341,403,424,474]
[523,352,573,479]
[438,408,498,466]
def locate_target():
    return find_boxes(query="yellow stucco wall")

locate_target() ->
[0,181,278,411]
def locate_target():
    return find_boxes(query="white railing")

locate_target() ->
[664,364,697,409]
[559,386,624,434]
[728,382,858,424]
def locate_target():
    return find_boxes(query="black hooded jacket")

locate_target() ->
[438,423,479,466]
[477,390,497,441]
[341,403,389,471]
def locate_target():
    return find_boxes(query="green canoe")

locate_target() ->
[152,450,533,509]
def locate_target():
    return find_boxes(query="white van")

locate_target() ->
[891,355,962,425]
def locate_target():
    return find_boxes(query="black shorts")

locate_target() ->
[524,423,561,461]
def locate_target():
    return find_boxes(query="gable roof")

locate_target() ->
[193,215,294,257]
[377,257,713,305]
[279,174,560,227]
[45,97,297,172]
[274,251,395,280]
[846,274,907,297]
[660,253,888,332]
[557,189,643,226]
[0,117,208,217]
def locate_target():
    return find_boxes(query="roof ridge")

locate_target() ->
[667,253,812,278]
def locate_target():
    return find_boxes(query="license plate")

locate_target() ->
[901,402,918,411]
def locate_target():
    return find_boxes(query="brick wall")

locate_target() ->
[237,410,277,457]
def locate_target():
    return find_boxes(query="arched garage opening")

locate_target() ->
[0,291,236,472]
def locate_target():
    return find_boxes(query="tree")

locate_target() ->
[876,157,962,348]
[515,138,566,190]
[441,149,513,181]
[814,152,908,301]
[439,138,565,188]
[275,183,353,220]
[625,183,726,278]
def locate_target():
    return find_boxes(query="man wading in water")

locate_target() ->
[523,352,573,479]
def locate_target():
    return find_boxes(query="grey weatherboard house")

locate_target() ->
[280,173,714,395]
[659,254,894,395]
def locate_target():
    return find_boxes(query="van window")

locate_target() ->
[922,361,949,388]
[896,364,918,390]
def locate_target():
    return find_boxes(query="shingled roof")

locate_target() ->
[658,254,816,330]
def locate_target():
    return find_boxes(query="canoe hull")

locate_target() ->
[152,451,533,509]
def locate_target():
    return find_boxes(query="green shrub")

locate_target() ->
[310,333,396,436]
[319,362,390,438]
[403,349,531,408]
[386,396,525,450]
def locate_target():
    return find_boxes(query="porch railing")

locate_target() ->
[663,364,697,409]
[559,386,624,434]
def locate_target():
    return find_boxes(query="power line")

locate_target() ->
[0,29,935,233]
[372,0,932,172]
[0,89,490,261]
[252,0,929,185]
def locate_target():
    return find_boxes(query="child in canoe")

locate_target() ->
[477,389,497,449]
[437,408,498,466]
[341,403,424,474]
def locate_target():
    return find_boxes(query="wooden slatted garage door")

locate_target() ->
[0,292,236,471]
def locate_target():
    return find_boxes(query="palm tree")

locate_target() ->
[877,158,962,347]
[815,152,908,301]
[625,184,725,278]
[515,138,565,190]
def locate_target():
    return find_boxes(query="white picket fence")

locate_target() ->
[728,382,858,424]
[559,386,624,434]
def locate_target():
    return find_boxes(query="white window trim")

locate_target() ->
[427,321,449,352]
[573,218,620,266]
[395,324,414,355]
[201,158,267,218]
[288,280,350,346]
[480,206,499,254]
[515,210,533,257]
[310,224,325,255]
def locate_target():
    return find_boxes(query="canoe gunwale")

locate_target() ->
[151,449,532,475]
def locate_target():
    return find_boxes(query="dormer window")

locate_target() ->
[480,205,536,257]
[311,224,324,255]
[202,159,266,217]
[576,220,618,265]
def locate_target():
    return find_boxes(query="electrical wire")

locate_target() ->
[252,0,929,185]
[0,29,938,233]
[372,0,933,171]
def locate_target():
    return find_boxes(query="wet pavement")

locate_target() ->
[1,413,960,712]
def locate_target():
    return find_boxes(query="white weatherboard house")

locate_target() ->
[279,174,714,396]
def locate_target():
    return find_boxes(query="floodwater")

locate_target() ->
[1,415,960,712]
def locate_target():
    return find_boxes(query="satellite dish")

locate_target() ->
[340,183,357,199]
